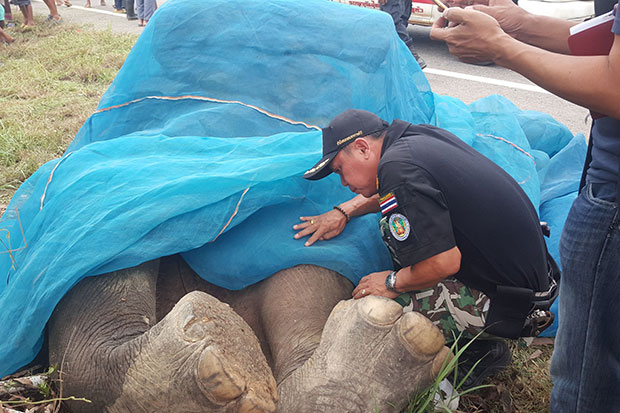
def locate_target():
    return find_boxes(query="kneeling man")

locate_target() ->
[296,109,558,387]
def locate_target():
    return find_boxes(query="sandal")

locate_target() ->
[46,14,63,24]
[64,0,72,7]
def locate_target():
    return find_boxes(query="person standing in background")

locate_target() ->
[136,0,155,27]
[11,0,33,28]
[379,0,427,68]
[125,0,137,20]
[112,0,125,13]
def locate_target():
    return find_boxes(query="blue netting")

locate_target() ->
[0,0,585,375]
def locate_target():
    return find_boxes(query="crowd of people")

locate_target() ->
[0,0,156,35]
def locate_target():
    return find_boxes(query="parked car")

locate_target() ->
[331,0,594,26]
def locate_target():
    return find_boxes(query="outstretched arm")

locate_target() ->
[352,246,462,299]
[444,0,576,53]
[430,6,620,118]
[293,194,380,246]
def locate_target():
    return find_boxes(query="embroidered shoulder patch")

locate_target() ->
[379,192,398,215]
[389,213,410,241]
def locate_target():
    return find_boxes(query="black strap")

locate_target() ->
[617,159,620,204]
[579,124,594,194]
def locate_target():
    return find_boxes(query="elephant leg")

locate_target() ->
[257,265,354,383]
[276,295,451,413]
[48,259,277,413]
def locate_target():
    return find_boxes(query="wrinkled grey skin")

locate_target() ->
[48,255,449,412]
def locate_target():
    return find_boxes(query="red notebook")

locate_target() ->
[567,10,615,56]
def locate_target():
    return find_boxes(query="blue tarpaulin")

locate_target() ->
[0,0,585,376]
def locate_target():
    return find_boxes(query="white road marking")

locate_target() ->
[423,67,551,94]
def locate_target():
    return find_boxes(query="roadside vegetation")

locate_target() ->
[0,17,136,205]
[0,19,554,413]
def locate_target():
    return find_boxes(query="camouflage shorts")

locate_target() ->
[403,277,490,341]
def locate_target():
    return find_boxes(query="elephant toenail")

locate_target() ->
[358,295,402,325]
[198,347,246,405]
[398,312,445,356]
[432,346,453,377]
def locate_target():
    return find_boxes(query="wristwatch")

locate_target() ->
[385,271,399,293]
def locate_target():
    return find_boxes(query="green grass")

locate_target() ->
[406,337,553,413]
[0,17,137,204]
[406,333,492,413]
[458,340,553,413]
[0,20,554,413]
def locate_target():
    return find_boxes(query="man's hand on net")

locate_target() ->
[293,209,347,247]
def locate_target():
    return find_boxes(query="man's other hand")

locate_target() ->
[471,0,529,38]
[440,0,528,38]
[293,209,347,247]
[353,270,400,300]
[430,7,510,64]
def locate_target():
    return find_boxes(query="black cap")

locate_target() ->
[303,109,388,180]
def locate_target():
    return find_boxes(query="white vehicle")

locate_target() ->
[331,0,594,26]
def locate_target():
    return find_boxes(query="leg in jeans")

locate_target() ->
[550,182,620,412]
[135,0,143,21]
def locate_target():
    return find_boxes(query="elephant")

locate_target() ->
[47,254,451,412]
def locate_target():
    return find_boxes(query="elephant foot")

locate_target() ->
[110,291,278,413]
[277,295,450,413]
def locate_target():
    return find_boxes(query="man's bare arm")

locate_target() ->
[431,8,620,118]
[293,194,380,246]
[496,34,620,118]
[464,0,577,53]
[352,246,462,299]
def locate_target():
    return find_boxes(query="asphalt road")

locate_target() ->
[31,1,591,137]
[410,25,591,137]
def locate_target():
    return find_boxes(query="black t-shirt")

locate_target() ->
[377,120,549,298]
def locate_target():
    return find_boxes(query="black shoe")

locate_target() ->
[127,14,138,20]
[453,339,511,390]
[408,45,427,70]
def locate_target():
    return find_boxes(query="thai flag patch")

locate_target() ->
[379,192,398,215]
